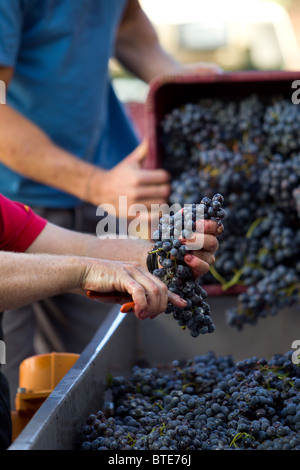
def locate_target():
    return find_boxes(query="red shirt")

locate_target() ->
[0,194,47,252]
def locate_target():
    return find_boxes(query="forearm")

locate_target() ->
[84,237,151,269]
[116,41,182,84]
[27,222,152,270]
[115,0,183,83]
[0,105,105,204]
[0,251,84,311]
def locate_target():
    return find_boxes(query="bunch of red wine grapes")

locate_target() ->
[149,194,225,337]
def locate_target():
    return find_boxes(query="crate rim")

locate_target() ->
[146,69,300,108]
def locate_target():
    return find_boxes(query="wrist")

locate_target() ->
[84,167,108,206]
[73,256,97,292]
[134,240,154,271]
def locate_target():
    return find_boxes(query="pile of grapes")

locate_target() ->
[150,195,225,337]
[77,350,300,450]
[160,94,300,329]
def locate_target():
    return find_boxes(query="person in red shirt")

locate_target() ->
[0,193,220,314]
[0,193,220,449]
[0,194,186,316]
[0,198,47,251]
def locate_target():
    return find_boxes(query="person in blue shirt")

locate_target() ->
[0,0,220,405]
[0,0,219,211]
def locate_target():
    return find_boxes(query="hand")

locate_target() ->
[180,219,222,278]
[180,62,223,75]
[80,259,186,320]
[88,140,171,216]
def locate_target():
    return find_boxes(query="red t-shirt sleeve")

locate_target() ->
[0,194,47,253]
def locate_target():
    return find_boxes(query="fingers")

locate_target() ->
[135,182,171,200]
[178,218,220,278]
[184,253,214,278]
[183,62,223,75]
[123,265,185,320]
[196,219,224,236]
[147,291,187,320]
[116,163,171,209]
[125,279,151,318]
[123,140,148,165]
[168,291,187,309]
[136,169,171,185]
[181,232,219,253]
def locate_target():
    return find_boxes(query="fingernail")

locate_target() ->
[185,254,193,262]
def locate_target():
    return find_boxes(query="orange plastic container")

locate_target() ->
[17,352,79,397]
[11,352,79,441]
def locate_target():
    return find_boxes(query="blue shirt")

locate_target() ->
[0,0,139,208]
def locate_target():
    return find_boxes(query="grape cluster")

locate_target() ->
[260,153,300,212]
[77,350,300,450]
[161,95,265,177]
[169,144,264,206]
[160,93,300,329]
[294,188,300,218]
[262,97,300,157]
[226,265,300,330]
[150,195,225,337]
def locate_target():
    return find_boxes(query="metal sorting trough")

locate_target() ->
[9,296,300,450]
[9,307,138,451]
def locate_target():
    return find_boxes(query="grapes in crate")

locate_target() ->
[159,94,300,329]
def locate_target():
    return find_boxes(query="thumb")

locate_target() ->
[123,140,148,166]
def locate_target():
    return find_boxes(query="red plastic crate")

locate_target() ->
[125,102,146,140]
[144,70,300,169]
[143,70,300,295]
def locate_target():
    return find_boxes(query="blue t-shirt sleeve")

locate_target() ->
[0,0,23,67]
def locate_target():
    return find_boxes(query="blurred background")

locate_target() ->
[111,0,300,104]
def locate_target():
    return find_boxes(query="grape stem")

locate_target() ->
[209,265,244,291]
[246,217,265,239]
[209,265,227,286]
[229,432,254,448]
[148,248,164,255]
[221,268,245,291]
